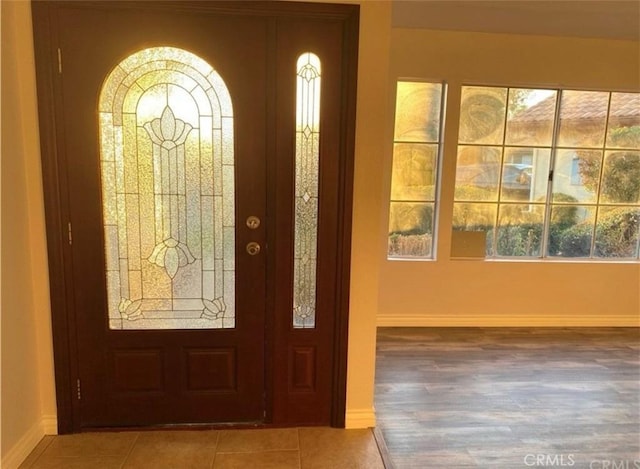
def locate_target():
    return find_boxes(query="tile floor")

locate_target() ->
[19,427,385,469]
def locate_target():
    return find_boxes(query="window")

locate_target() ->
[293,52,321,328]
[99,47,237,329]
[453,86,640,260]
[388,81,446,258]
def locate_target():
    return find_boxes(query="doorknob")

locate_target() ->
[246,241,261,256]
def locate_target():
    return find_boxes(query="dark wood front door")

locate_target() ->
[33,1,359,431]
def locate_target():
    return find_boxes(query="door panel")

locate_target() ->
[57,4,267,426]
[272,18,348,425]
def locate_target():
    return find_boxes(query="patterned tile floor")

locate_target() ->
[19,427,385,469]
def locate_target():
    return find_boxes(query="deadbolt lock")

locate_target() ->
[246,241,261,256]
[246,216,261,229]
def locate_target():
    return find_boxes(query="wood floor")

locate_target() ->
[375,327,640,469]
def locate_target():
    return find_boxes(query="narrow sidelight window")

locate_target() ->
[293,53,321,328]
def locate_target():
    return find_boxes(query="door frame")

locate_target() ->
[32,0,359,433]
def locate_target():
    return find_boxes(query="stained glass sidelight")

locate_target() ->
[293,53,321,329]
[99,47,235,330]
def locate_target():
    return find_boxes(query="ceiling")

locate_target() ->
[392,1,640,41]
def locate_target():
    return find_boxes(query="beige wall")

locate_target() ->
[344,0,391,428]
[1,1,57,467]
[379,29,640,326]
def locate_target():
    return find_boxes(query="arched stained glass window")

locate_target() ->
[293,52,321,329]
[99,47,235,330]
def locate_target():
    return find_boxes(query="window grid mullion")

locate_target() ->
[431,82,448,260]
[586,92,614,258]
[395,139,439,145]
[540,88,564,259]
[636,216,640,260]
[492,89,512,257]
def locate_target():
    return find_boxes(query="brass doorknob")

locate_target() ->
[246,241,261,256]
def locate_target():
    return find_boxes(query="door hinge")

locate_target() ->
[262,392,267,419]
[67,222,73,245]
[57,48,62,74]
[76,379,81,400]
[548,170,554,181]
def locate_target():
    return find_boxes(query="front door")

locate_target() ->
[33,1,359,430]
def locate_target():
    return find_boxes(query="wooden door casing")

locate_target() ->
[32,0,359,432]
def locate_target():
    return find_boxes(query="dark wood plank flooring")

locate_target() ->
[375,327,640,469]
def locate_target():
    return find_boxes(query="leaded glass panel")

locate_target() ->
[293,53,321,329]
[99,47,235,330]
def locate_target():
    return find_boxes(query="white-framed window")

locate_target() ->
[388,81,446,259]
[453,86,640,260]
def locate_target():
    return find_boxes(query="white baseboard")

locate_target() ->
[41,415,58,435]
[345,407,376,429]
[377,314,640,327]
[1,420,45,469]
